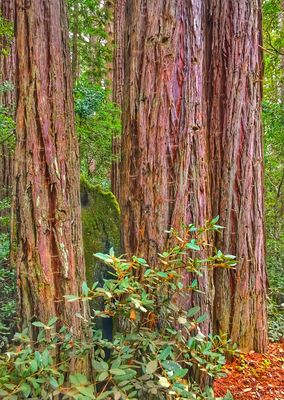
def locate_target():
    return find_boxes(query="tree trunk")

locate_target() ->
[0,0,15,202]
[206,0,268,352]
[111,0,126,201]
[119,0,213,332]
[14,0,91,370]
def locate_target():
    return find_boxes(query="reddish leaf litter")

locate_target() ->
[214,343,284,400]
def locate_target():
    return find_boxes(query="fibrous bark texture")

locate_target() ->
[0,0,15,202]
[14,0,90,356]
[119,0,213,331]
[206,0,268,351]
[111,0,126,201]
[118,0,267,351]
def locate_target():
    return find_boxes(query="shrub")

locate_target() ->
[0,219,235,399]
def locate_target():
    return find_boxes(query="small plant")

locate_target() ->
[0,219,235,399]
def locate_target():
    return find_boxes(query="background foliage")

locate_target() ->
[262,0,284,341]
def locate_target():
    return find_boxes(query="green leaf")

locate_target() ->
[97,371,109,382]
[159,346,172,360]
[187,306,200,318]
[32,321,45,328]
[42,348,50,367]
[110,368,126,376]
[156,271,168,278]
[94,252,114,263]
[20,383,31,398]
[29,359,38,373]
[47,316,58,326]
[77,385,95,398]
[70,373,89,386]
[64,294,80,302]
[146,359,158,374]
[49,376,59,389]
[196,313,208,323]
[82,281,89,296]
[111,356,121,369]
[3,384,16,390]
[92,360,109,372]
[185,239,200,251]
[135,257,147,265]
[211,215,220,225]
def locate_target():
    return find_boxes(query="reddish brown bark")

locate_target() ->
[119,0,213,331]
[206,0,268,351]
[118,0,267,351]
[14,0,91,366]
[111,0,126,201]
[0,0,15,202]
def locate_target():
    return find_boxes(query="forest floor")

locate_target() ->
[214,343,284,400]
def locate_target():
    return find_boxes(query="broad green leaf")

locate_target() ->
[196,313,208,323]
[82,281,89,296]
[110,368,126,376]
[32,321,45,328]
[49,376,58,389]
[47,316,58,326]
[187,306,200,318]
[77,385,95,398]
[94,252,113,263]
[20,383,31,398]
[97,371,109,382]
[185,239,200,251]
[211,215,220,225]
[159,346,172,360]
[70,373,89,386]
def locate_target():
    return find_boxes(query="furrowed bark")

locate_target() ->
[14,0,92,371]
[119,0,213,332]
[206,0,268,352]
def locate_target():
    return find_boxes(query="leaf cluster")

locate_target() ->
[0,219,235,399]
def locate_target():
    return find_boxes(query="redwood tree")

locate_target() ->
[118,0,268,351]
[0,0,14,202]
[14,0,90,357]
[206,0,268,352]
[119,0,213,330]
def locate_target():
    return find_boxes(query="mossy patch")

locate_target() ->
[80,178,120,287]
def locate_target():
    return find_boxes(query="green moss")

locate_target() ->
[80,177,120,287]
